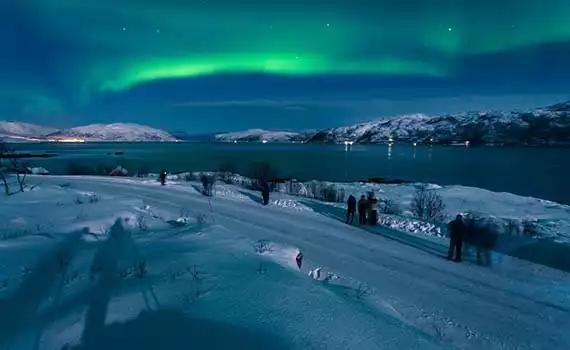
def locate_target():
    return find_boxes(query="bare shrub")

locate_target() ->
[380,199,402,215]
[133,260,147,279]
[136,214,149,231]
[253,239,273,254]
[188,264,204,282]
[522,219,539,237]
[432,321,446,341]
[355,282,373,300]
[0,141,28,195]
[410,186,446,222]
[505,219,521,236]
[200,173,216,196]
[88,193,101,203]
[318,184,345,203]
[195,212,208,225]
[184,173,198,182]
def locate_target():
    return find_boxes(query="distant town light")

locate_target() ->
[465,140,470,147]
[413,142,417,147]
[233,140,237,143]
[262,140,268,144]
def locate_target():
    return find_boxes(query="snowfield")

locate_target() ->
[0,175,569,349]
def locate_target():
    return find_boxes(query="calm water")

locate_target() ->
[12,142,570,205]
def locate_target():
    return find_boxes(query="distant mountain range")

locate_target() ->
[0,122,179,142]
[214,101,570,146]
[2,100,570,145]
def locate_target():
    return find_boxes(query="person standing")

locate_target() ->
[368,193,378,225]
[358,195,368,225]
[448,214,466,262]
[261,180,270,206]
[159,169,168,186]
[346,195,357,224]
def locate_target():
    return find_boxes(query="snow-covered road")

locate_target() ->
[19,175,568,349]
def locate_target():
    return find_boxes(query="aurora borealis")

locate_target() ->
[3,0,570,131]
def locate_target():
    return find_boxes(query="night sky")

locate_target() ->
[2,0,570,132]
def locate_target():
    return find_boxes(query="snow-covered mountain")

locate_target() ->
[217,101,570,146]
[0,121,58,141]
[47,123,179,142]
[308,104,570,146]
[1,121,179,142]
[215,129,304,143]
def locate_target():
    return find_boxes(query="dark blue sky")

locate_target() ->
[2,0,570,132]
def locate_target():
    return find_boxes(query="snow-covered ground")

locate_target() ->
[1,175,569,349]
[330,182,570,244]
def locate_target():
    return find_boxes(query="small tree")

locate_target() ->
[200,173,216,196]
[0,141,28,195]
[410,186,446,222]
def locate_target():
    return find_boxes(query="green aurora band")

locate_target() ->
[29,0,570,92]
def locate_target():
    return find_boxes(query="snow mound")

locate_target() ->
[26,167,49,175]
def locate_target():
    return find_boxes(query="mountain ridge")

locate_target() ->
[214,100,570,146]
[0,122,179,142]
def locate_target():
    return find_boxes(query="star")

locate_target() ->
[326,23,330,27]
[121,27,127,31]
[156,29,160,33]
[448,27,452,32]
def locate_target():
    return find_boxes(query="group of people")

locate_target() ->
[346,192,379,226]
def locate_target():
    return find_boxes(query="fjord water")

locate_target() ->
[13,142,570,205]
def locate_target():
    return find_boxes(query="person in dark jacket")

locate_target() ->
[368,193,378,225]
[159,169,168,186]
[261,180,270,206]
[357,195,368,225]
[448,214,466,262]
[346,195,357,224]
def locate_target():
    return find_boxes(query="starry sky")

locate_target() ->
[2,0,570,132]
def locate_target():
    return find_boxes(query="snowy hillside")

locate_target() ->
[215,129,303,143]
[215,101,570,146]
[0,175,568,349]
[0,121,58,141]
[310,102,570,145]
[47,123,179,142]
